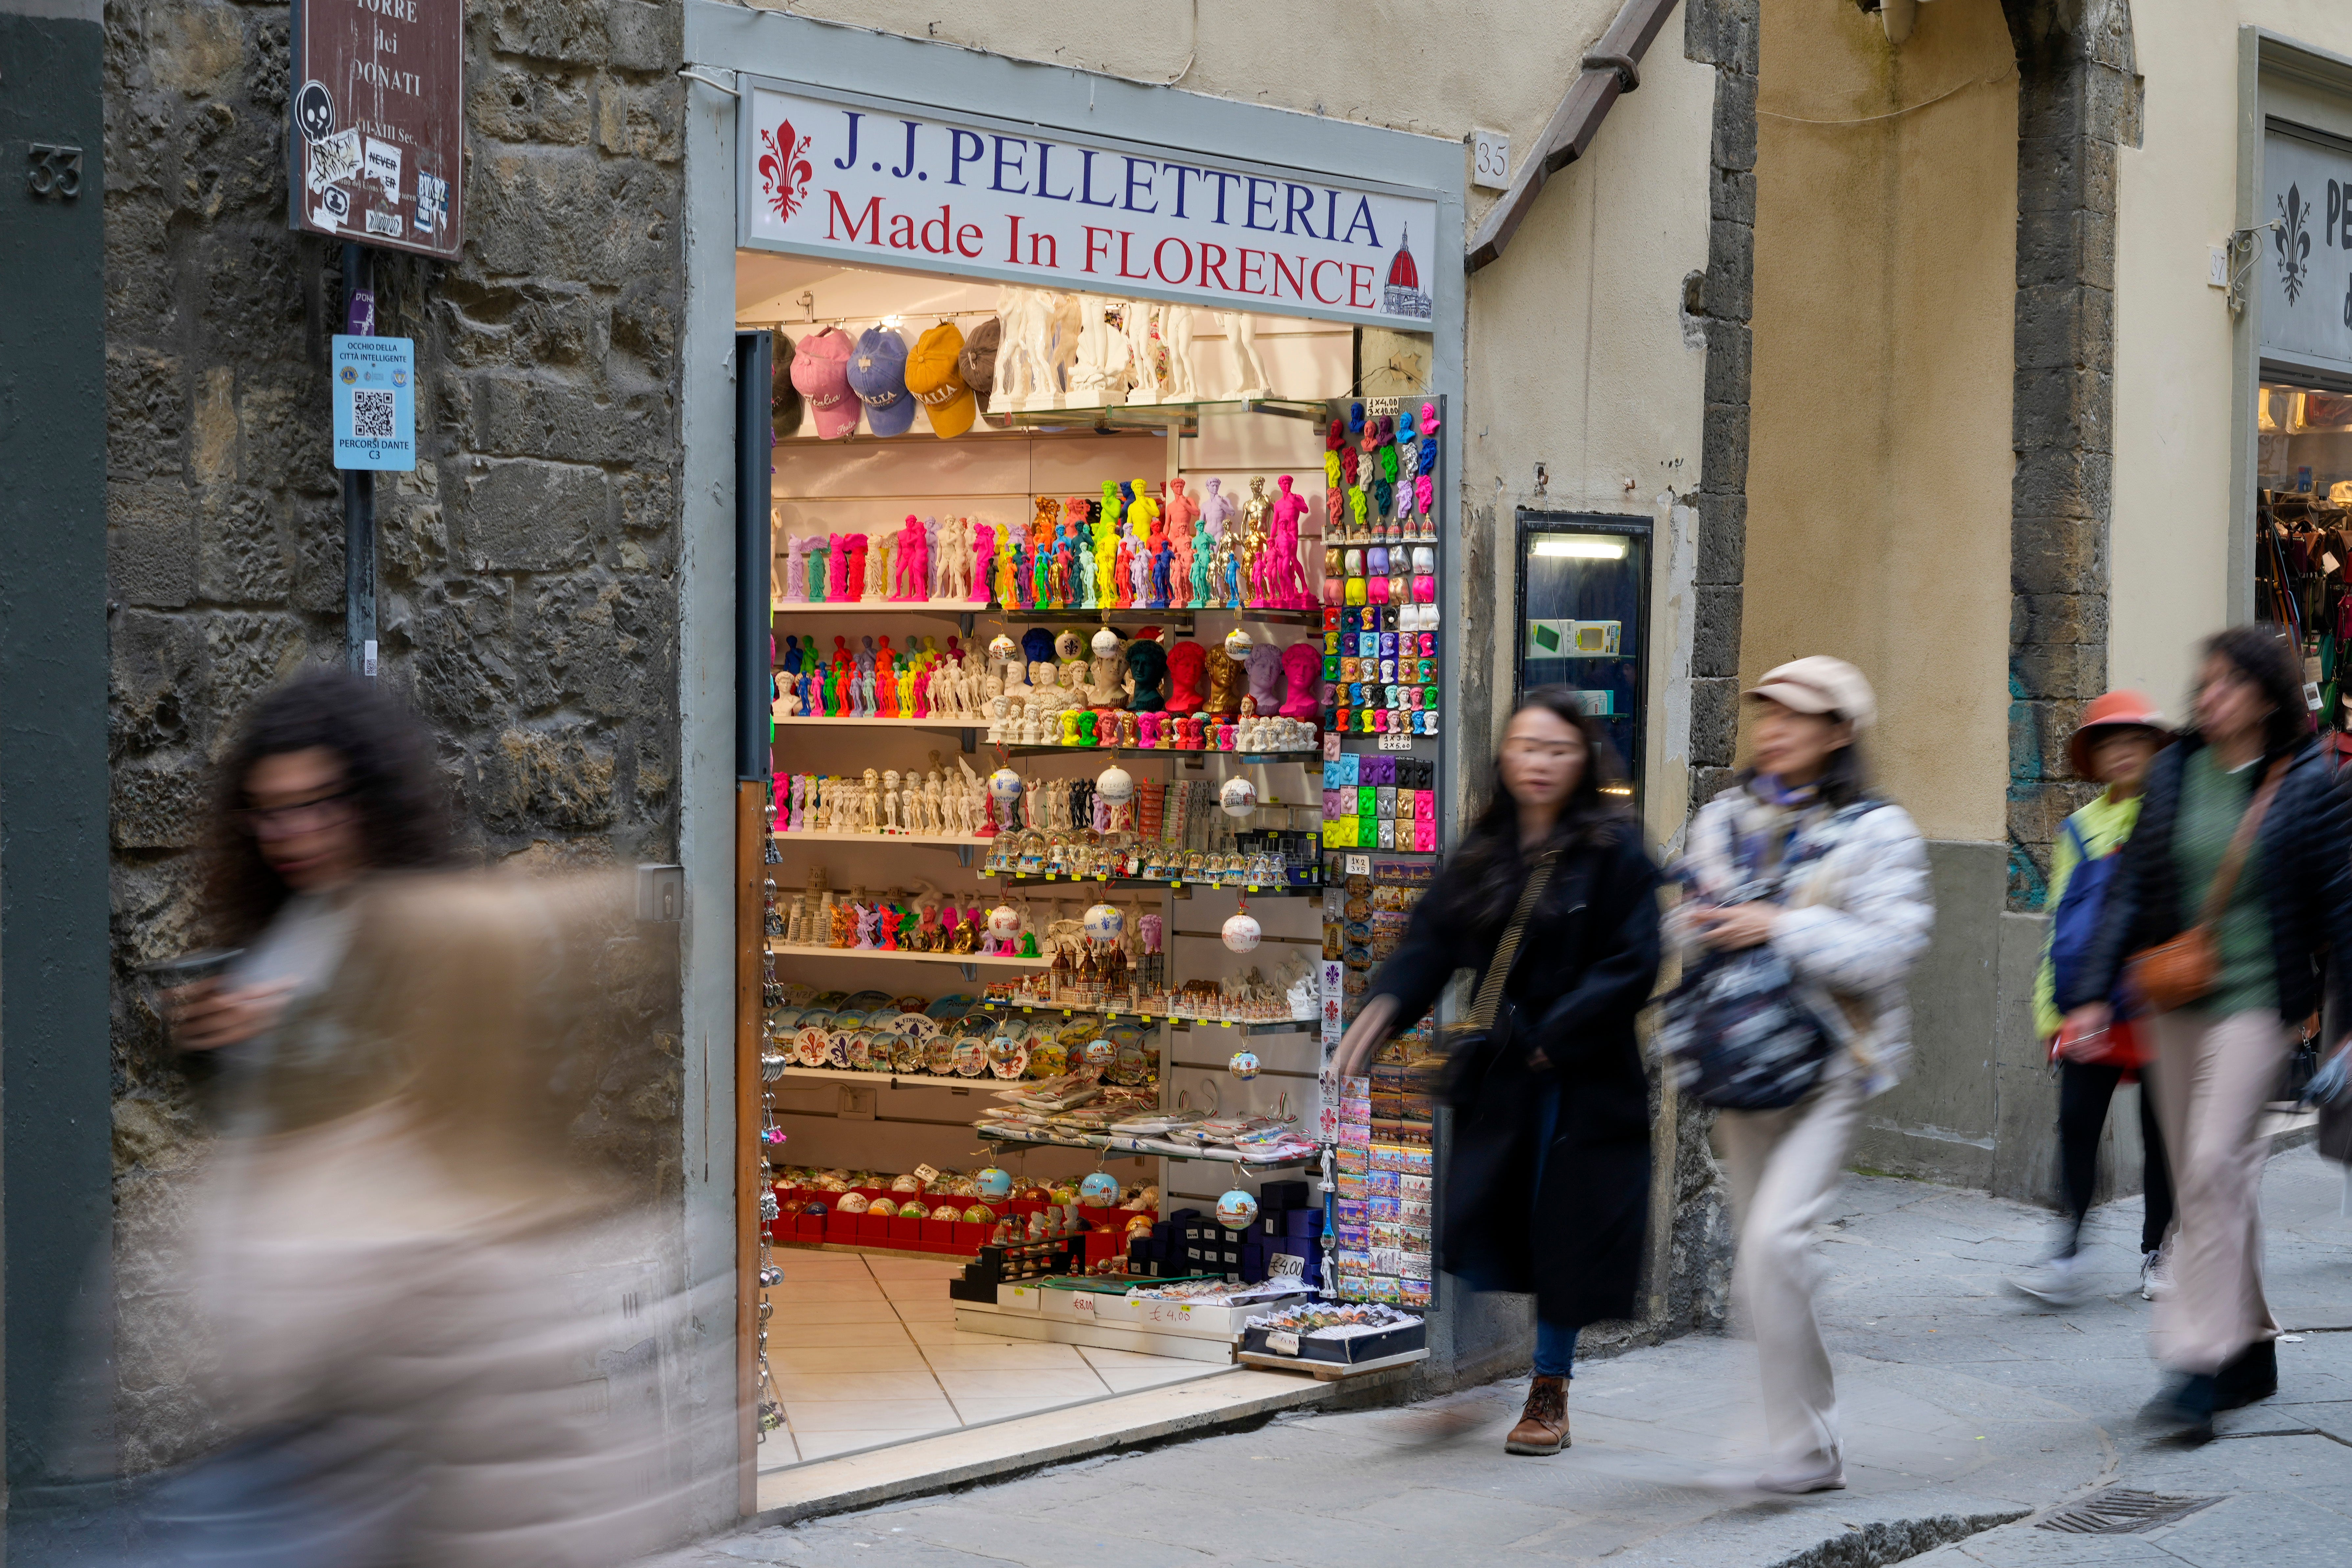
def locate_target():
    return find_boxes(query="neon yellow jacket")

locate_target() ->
[2032,790,2142,1039]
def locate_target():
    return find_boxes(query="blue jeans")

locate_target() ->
[1532,1076,1578,1380]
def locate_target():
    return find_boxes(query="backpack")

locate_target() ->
[2048,816,2126,1010]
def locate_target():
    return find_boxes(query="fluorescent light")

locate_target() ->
[1531,537,1627,559]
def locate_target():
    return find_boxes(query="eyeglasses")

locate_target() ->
[234,789,358,838]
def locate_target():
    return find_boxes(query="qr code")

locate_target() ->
[350,389,396,439]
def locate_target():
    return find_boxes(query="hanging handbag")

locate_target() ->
[1432,850,1558,1111]
[2124,756,2288,1013]
[1659,802,1879,1111]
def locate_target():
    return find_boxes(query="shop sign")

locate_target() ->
[2259,126,2352,375]
[288,0,464,260]
[332,335,417,471]
[739,81,1440,330]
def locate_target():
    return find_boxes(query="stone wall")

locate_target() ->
[102,0,687,1473]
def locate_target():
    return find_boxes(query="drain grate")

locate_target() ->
[2036,1488,2225,1534]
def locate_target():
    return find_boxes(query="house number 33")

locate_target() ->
[27,144,83,199]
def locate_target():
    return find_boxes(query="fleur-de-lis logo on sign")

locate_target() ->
[758,121,814,225]
[2279,182,2313,304]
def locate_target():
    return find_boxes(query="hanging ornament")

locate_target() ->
[1223,628,1254,661]
[986,904,1023,946]
[1229,1049,1261,1080]
[988,768,1025,805]
[1082,902,1125,945]
[1092,626,1124,659]
[1079,1171,1121,1205]
[1095,765,1135,807]
[1222,910,1262,952]
[1215,1188,1261,1231]
[1081,1037,1115,1069]
[988,633,1017,662]
[1219,775,1258,818]
[975,1166,1014,1202]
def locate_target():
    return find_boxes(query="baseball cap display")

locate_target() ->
[847,326,916,437]
[770,330,800,442]
[906,322,977,439]
[1745,655,1877,731]
[789,329,858,440]
[957,316,1000,403]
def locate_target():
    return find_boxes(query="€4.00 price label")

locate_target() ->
[331,335,415,471]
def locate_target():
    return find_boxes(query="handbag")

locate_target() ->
[1659,803,1878,1111]
[2124,756,2288,1012]
[1432,850,1558,1111]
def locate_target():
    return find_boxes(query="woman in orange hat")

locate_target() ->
[2008,691,2175,1309]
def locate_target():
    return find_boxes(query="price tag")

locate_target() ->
[1345,854,1371,875]
[1378,733,1414,752]
[914,1163,941,1183]
[1266,1329,1301,1357]
[1071,1292,1097,1315]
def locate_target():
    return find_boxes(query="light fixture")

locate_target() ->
[1531,537,1627,560]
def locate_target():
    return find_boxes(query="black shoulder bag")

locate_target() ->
[1434,850,1559,1110]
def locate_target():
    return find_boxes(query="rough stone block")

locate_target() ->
[107,346,188,481]
[110,479,200,608]
[2013,364,2111,451]
[111,758,211,851]
[479,723,618,834]
[110,610,207,756]
[1702,320,1749,411]
[2011,516,2107,596]
[1701,220,1752,321]
[1699,401,1749,494]
[405,582,516,734]
[2012,641,2107,703]
[464,373,668,466]
[491,0,611,65]
[236,379,336,497]
[2007,694,2083,783]
[1710,167,1754,227]
[2013,446,2113,524]
[1693,488,1745,586]
[202,611,318,717]
[595,74,682,163]
[1689,677,1740,770]
[197,487,293,606]
[1685,0,1760,74]
[149,2,247,99]
[517,572,674,720]
[2010,590,2108,648]
[1710,63,1758,174]
[466,148,679,289]
[470,63,594,147]
[290,496,346,616]
[1692,585,1744,680]
[454,458,605,572]
[609,275,678,369]
[605,0,681,72]
[2014,282,2112,372]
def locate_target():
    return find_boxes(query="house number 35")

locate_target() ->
[27,144,83,199]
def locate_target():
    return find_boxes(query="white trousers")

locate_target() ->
[1714,1055,1867,1469]
[2146,1009,2288,1375]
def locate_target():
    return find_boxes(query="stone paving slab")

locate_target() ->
[652,1147,2352,1568]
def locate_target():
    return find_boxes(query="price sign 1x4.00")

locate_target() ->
[332,335,416,472]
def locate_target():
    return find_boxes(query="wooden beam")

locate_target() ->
[1465,0,1683,273]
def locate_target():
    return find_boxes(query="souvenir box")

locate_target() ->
[1240,1315,1427,1366]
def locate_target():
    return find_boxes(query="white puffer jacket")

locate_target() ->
[1666,784,1935,1098]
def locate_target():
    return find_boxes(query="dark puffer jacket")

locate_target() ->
[2061,734,2352,1023]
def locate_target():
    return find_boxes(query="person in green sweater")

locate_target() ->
[2009,691,2175,1308]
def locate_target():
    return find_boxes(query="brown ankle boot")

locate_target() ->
[1505,1374,1569,1455]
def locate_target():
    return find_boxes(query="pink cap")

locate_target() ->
[790,329,859,440]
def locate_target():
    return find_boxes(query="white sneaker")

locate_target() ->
[2008,1252,2094,1308]
[2140,1248,2171,1302]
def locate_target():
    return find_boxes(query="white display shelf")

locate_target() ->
[772,599,989,615]
[765,941,1052,970]
[771,830,993,850]
[774,716,980,731]
[773,1065,981,1088]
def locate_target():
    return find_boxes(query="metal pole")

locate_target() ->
[342,241,377,675]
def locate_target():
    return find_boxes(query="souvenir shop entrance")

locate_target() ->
[684,4,1468,1520]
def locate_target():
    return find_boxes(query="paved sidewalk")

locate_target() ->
[656,1146,2352,1568]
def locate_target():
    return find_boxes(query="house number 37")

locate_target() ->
[27,144,83,199]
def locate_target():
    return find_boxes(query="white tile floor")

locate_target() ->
[759,1251,1215,1467]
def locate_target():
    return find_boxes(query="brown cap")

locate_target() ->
[957,316,1001,402]
[1746,655,1876,730]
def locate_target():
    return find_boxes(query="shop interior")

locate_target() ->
[739,250,1443,1469]
[1517,519,1649,810]
[2256,379,2352,727]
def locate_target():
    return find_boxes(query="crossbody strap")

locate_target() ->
[2196,757,2290,928]
[1468,850,1559,1032]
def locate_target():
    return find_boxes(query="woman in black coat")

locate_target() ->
[1333,686,1664,1458]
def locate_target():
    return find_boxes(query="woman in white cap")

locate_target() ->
[1665,656,1933,1493]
